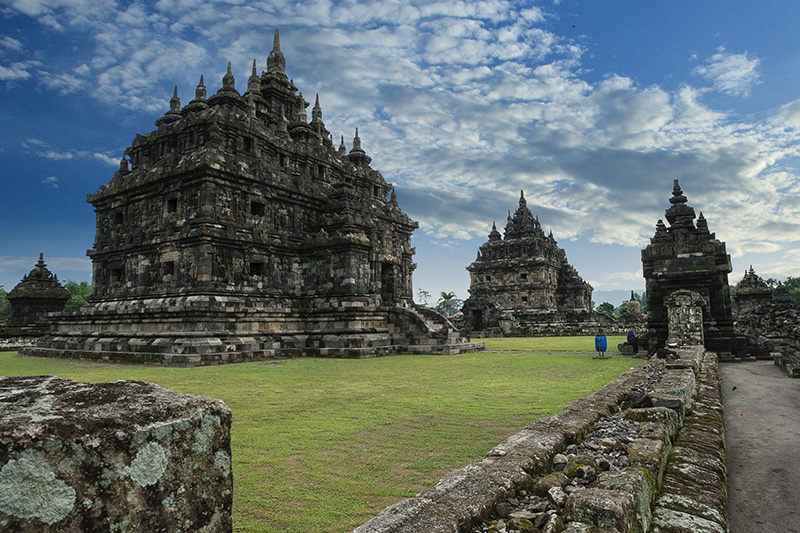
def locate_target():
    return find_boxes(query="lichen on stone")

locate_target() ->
[0,455,76,524]
[214,450,231,477]
[192,412,221,453]
[125,442,168,487]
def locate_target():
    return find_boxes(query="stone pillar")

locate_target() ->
[0,376,232,532]
[665,289,706,345]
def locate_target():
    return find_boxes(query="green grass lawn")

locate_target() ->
[482,335,626,352]
[0,339,635,532]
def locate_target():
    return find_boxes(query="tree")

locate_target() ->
[596,302,615,315]
[784,277,800,304]
[0,288,9,320]
[436,291,463,317]
[417,289,432,308]
[63,281,92,312]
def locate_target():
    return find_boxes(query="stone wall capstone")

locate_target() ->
[0,376,232,532]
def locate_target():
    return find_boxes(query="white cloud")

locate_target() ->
[0,61,34,81]
[42,176,58,188]
[2,0,800,281]
[693,46,761,97]
[22,138,119,166]
[0,36,23,51]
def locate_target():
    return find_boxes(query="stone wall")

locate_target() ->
[0,376,232,532]
[735,300,800,374]
[355,346,726,533]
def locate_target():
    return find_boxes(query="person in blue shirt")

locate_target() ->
[594,332,608,358]
[626,330,638,353]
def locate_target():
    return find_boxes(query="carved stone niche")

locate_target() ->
[666,289,706,345]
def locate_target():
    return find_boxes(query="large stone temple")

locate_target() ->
[24,31,480,365]
[461,191,595,336]
[641,180,744,357]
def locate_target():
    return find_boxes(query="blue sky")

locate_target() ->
[2,1,800,307]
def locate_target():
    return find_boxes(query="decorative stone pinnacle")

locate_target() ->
[669,179,688,205]
[169,86,181,112]
[347,128,371,165]
[223,62,235,90]
[195,75,206,100]
[664,180,695,230]
[246,59,261,94]
[312,93,322,123]
[267,28,286,74]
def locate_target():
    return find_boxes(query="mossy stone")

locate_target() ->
[533,472,569,497]
[563,455,598,479]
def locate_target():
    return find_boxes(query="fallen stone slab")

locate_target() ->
[0,375,232,532]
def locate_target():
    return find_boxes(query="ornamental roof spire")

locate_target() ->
[195,75,206,100]
[246,59,261,94]
[267,28,286,75]
[664,179,695,230]
[155,86,182,125]
[223,62,235,90]
[311,93,322,123]
[347,128,371,165]
[169,86,180,113]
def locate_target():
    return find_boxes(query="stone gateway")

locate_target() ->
[23,31,481,365]
[641,180,745,357]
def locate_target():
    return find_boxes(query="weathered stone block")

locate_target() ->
[596,468,656,533]
[564,488,637,533]
[0,376,232,532]
[417,461,519,529]
[353,497,458,533]
[623,407,680,440]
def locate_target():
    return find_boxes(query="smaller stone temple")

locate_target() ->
[5,254,70,332]
[641,180,745,357]
[732,266,773,316]
[461,191,594,336]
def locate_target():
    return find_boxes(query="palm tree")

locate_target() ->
[437,291,461,317]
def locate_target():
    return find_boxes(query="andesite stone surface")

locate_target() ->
[0,375,232,532]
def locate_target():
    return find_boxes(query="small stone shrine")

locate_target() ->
[733,266,773,316]
[461,191,594,336]
[24,30,480,365]
[5,254,70,332]
[641,180,744,357]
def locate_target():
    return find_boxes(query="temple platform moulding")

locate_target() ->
[23,30,482,366]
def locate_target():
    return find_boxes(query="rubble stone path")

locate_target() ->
[720,360,800,533]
